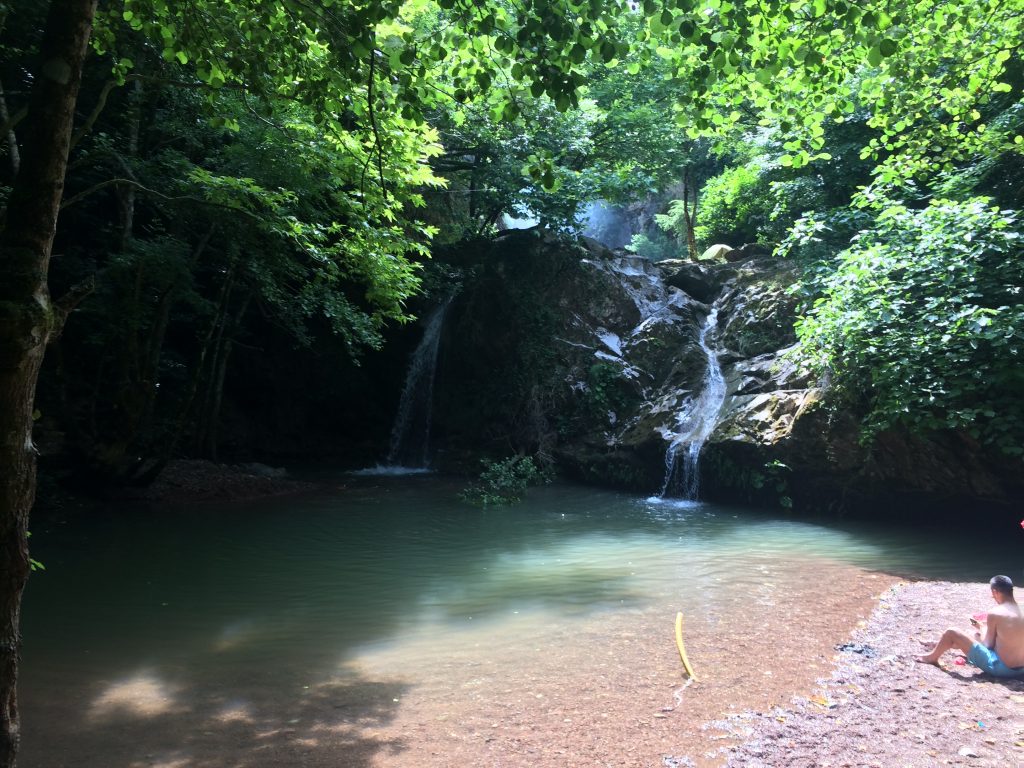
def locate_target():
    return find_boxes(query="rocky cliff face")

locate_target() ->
[431,229,1021,515]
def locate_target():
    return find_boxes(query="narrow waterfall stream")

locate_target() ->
[577,253,726,501]
[384,297,451,468]
[659,302,726,500]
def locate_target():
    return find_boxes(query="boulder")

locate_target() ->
[658,261,721,304]
[716,260,800,357]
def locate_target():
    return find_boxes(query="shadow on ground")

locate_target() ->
[19,664,412,768]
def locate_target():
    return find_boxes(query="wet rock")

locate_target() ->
[835,643,878,658]
[657,260,722,304]
[129,459,316,503]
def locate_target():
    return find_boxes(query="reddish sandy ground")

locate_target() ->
[23,577,1024,767]
[22,560,902,768]
[335,562,895,768]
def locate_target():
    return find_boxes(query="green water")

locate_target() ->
[17,476,1021,765]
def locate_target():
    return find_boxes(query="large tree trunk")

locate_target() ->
[0,2,96,766]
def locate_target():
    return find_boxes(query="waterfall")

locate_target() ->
[584,254,679,328]
[659,303,726,500]
[580,253,726,501]
[581,200,635,249]
[384,298,451,469]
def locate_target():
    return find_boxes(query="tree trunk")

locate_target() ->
[0,80,20,181]
[117,78,142,252]
[137,227,214,443]
[202,293,250,460]
[169,266,235,459]
[0,2,96,766]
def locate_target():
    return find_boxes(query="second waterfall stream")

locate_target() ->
[658,301,726,501]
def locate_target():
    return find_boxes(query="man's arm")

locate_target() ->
[982,614,997,649]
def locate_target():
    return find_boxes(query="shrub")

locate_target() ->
[460,455,552,506]
[796,197,1024,455]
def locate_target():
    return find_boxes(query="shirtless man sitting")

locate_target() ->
[916,575,1024,678]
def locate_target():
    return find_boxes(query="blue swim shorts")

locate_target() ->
[968,642,1024,678]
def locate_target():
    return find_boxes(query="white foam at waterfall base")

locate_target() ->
[659,303,727,501]
[642,495,704,509]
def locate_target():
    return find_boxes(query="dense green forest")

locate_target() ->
[2,0,1024,762]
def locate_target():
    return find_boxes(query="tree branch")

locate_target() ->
[365,43,387,201]
[59,176,263,220]
[68,78,119,153]
[50,275,96,339]
[0,103,27,139]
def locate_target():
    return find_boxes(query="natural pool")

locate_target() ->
[18,476,1020,767]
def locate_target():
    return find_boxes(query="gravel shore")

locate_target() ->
[719,581,1024,767]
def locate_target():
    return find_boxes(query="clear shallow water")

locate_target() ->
[18,477,1022,764]
[23,478,1020,664]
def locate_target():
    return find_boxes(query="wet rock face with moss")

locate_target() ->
[431,231,838,495]
[432,230,708,485]
[431,230,1020,513]
[433,231,805,491]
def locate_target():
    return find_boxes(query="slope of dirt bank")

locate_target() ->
[717,581,1024,767]
[127,459,320,503]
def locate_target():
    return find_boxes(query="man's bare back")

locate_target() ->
[985,602,1024,668]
